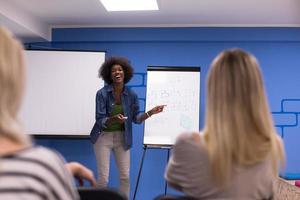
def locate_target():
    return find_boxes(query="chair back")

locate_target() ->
[154,194,197,200]
[78,187,127,200]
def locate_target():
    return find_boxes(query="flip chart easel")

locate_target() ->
[133,66,201,199]
[133,145,171,200]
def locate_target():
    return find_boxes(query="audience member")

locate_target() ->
[165,48,285,199]
[0,26,96,200]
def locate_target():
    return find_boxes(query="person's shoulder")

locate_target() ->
[172,132,206,162]
[97,85,111,95]
[98,85,109,92]
[175,132,202,147]
[124,86,137,96]
[124,86,134,93]
[176,132,201,142]
[22,146,66,166]
[30,145,60,155]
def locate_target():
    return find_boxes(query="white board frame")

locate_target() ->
[18,50,105,138]
[143,66,201,146]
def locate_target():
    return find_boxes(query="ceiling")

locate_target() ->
[1,0,300,42]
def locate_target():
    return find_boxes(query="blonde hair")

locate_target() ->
[0,26,31,145]
[204,48,284,187]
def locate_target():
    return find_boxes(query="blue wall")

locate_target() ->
[28,27,300,200]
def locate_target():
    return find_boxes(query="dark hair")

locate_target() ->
[99,56,134,84]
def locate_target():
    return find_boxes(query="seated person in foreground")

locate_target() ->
[0,26,96,200]
[165,49,285,199]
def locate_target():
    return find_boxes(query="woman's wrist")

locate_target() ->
[146,111,152,117]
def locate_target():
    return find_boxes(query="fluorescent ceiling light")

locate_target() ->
[100,0,159,11]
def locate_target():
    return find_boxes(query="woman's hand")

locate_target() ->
[149,105,166,116]
[111,114,127,123]
[105,114,127,126]
[65,162,97,186]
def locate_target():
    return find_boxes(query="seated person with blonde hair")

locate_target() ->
[0,26,96,199]
[165,49,285,199]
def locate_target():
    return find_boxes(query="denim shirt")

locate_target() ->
[90,85,143,150]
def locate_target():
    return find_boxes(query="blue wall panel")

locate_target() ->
[28,27,300,199]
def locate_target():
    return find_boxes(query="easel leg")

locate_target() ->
[133,145,147,200]
[164,149,170,195]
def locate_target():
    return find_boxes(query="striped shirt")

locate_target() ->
[0,146,79,200]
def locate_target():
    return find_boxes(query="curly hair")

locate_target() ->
[98,56,134,84]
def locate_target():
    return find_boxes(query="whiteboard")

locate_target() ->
[18,50,105,136]
[143,67,200,146]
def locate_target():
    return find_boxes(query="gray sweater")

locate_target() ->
[165,133,276,200]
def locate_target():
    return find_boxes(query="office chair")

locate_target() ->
[78,187,127,200]
[154,194,197,200]
[154,194,274,200]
